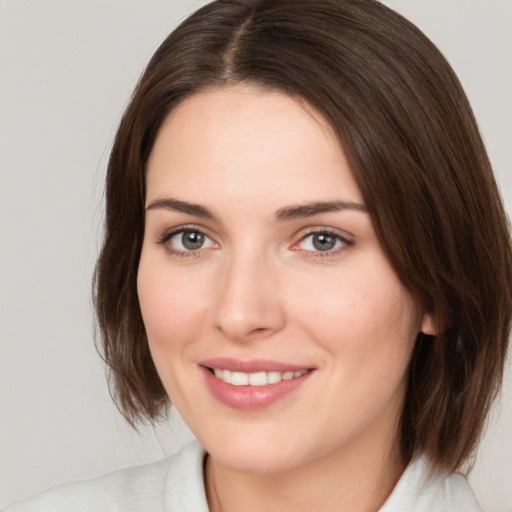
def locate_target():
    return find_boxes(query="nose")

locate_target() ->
[212,251,286,343]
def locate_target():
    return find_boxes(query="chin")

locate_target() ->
[199,427,311,475]
[210,445,298,475]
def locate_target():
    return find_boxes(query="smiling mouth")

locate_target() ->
[207,368,310,386]
[201,362,314,410]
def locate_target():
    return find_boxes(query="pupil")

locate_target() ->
[183,231,204,250]
[313,233,336,251]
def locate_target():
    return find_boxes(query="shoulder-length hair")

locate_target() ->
[94,0,512,471]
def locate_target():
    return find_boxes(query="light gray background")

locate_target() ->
[1,0,511,509]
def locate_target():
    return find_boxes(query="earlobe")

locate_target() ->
[421,312,436,336]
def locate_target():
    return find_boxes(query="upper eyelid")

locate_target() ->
[156,224,214,241]
[155,226,217,257]
[154,224,354,250]
[291,227,354,253]
[156,225,352,237]
[293,225,354,242]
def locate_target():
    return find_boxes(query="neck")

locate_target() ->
[204,430,406,512]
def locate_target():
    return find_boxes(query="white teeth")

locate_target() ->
[267,371,282,384]
[212,368,308,386]
[231,371,249,385]
[215,369,233,383]
[248,371,267,386]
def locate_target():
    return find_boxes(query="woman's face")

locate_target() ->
[138,85,431,474]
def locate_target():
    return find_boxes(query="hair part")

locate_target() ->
[94,0,512,472]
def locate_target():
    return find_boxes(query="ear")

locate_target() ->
[420,312,436,336]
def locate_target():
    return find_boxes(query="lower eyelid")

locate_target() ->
[155,227,352,256]
[156,227,219,256]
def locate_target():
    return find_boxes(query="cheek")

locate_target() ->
[136,250,216,408]
[289,258,420,363]
[136,252,208,354]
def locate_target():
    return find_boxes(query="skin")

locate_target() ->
[137,85,434,512]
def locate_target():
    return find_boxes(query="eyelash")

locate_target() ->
[156,225,215,258]
[155,226,353,258]
[295,229,354,258]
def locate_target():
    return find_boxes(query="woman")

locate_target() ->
[7,0,511,510]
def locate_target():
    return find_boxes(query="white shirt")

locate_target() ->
[5,440,482,511]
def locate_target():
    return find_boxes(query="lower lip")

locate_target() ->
[201,367,313,411]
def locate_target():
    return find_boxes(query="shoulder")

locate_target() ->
[380,455,483,512]
[5,440,209,512]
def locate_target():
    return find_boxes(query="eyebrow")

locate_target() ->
[145,197,368,222]
[275,200,368,221]
[146,198,219,221]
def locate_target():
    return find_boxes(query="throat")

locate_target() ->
[203,447,405,512]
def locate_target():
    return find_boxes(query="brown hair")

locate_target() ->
[94,0,512,471]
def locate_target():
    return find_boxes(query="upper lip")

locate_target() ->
[200,358,312,373]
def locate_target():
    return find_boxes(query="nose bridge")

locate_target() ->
[212,242,284,341]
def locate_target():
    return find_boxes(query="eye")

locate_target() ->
[172,230,208,251]
[158,228,216,255]
[297,231,352,254]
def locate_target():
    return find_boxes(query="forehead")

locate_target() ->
[146,85,363,208]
